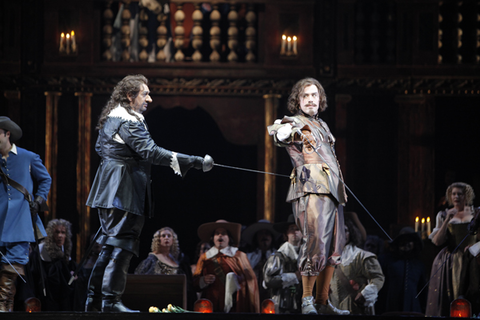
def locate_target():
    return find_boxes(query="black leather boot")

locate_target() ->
[101,247,139,313]
[85,245,113,312]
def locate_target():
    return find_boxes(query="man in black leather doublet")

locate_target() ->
[85,74,213,313]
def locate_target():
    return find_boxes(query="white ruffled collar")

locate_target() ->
[341,243,361,266]
[277,241,299,260]
[206,246,238,259]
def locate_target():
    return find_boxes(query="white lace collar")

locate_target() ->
[277,241,299,260]
[206,246,238,259]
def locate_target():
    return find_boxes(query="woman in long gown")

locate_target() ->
[134,227,196,309]
[426,182,480,316]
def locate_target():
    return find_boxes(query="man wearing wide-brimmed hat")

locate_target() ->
[377,226,427,315]
[263,214,303,313]
[0,117,51,312]
[241,219,280,303]
[192,219,260,313]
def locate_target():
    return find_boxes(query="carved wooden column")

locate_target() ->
[335,94,351,180]
[121,0,132,61]
[191,4,203,62]
[209,4,221,62]
[227,3,238,62]
[245,4,256,62]
[395,95,435,227]
[44,91,61,221]
[75,92,92,262]
[138,9,149,61]
[262,94,281,222]
[156,10,168,61]
[174,3,185,61]
[102,1,114,61]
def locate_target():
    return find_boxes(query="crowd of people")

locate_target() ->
[1,76,480,315]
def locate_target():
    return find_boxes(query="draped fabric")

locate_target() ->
[193,247,259,313]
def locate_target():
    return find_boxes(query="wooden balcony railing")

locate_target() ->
[101,0,259,63]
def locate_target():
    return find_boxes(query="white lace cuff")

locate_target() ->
[469,242,480,257]
[361,284,379,307]
[170,152,181,176]
[199,276,208,289]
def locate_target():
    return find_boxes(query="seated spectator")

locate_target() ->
[242,219,279,302]
[263,214,303,313]
[329,217,384,315]
[193,219,260,313]
[134,227,196,310]
[30,219,76,311]
[364,235,385,257]
[377,227,427,315]
[344,212,367,244]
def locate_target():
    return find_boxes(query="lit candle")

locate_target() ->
[293,35,298,55]
[280,34,286,55]
[66,33,71,55]
[71,31,76,53]
[421,218,425,234]
[59,33,65,53]
[427,217,431,235]
[287,36,292,55]
[415,217,419,232]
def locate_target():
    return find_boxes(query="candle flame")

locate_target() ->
[71,30,75,36]
[427,217,430,222]
[421,218,425,223]
[287,37,291,42]
[415,217,419,222]
[282,34,286,40]
[61,33,65,38]
[293,36,297,41]
[66,33,70,39]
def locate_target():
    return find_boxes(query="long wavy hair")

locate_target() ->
[151,227,180,260]
[96,74,148,129]
[44,219,73,261]
[344,217,363,247]
[446,182,475,206]
[287,77,327,116]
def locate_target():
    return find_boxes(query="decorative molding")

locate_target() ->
[2,75,480,96]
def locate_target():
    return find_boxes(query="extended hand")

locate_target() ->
[203,274,216,285]
[276,124,293,141]
[193,155,214,172]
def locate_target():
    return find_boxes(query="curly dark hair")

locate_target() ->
[344,217,363,247]
[446,182,475,206]
[44,219,73,261]
[209,229,237,248]
[287,77,327,115]
[97,74,148,129]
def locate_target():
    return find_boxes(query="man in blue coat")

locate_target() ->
[0,116,51,312]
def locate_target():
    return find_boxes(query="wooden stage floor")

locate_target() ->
[1,311,429,320]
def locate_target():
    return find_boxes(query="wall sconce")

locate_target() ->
[59,30,77,55]
[280,34,298,57]
[414,216,431,236]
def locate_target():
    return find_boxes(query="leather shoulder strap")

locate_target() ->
[0,166,32,202]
